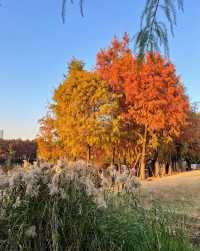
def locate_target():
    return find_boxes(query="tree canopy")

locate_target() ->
[96,35,189,178]
[36,34,197,180]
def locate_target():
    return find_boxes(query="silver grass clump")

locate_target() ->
[0,160,140,212]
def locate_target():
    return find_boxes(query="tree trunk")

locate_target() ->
[154,159,160,177]
[178,159,184,173]
[112,147,115,164]
[123,153,127,165]
[161,161,166,177]
[133,154,141,172]
[176,160,181,173]
[87,145,91,163]
[168,161,172,176]
[186,159,191,171]
[171,158,175,173]
[140,126,147,180]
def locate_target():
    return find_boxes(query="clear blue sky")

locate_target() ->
[0,0,199,139]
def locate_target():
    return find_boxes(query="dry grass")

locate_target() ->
[140,170,200,244]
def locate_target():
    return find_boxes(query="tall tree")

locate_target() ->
[39,59,120,162]
[96,34,142,165]
[96,35,189,179]
[124,52,189,179]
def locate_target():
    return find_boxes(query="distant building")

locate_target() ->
[0,130,3,139]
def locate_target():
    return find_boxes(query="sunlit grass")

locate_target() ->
[140,170,200,246]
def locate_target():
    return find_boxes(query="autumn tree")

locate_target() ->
[38,59,120,163]
[97,35,189,179]
[38,36,189,180]
[176,108,200,168]
[96,34,143,166]
[37,114,63,161]
[124,53,189,179]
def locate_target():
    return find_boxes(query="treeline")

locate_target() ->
[37,34,200,179]
[0,139,37,164]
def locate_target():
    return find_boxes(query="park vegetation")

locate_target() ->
[37,34,200,179]
[1,34,200,251]
[0,161,198,251]
[0,139,36,165]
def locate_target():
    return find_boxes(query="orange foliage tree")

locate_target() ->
[125,53,189,179]
[96,34,142,166]
[96,35,189,179]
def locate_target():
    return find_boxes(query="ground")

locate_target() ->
[140,170,200,244]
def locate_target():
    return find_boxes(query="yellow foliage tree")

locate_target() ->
[38,59,121,163]
[37,114,63,161]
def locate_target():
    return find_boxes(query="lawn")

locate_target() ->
[140,170,200,245]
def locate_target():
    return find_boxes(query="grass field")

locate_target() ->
[140,170,200,245]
